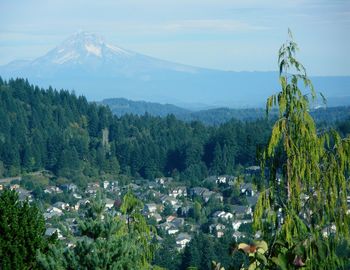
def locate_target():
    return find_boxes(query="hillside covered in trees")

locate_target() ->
[103,97,350,125]
[0,77,273,186]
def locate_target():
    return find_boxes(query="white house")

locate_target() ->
[103,181,110,189]
[232,219,251,231]
[212,211,234,220]
[169,186,187,198]
[176,233,192,249]
[145,203,158,213]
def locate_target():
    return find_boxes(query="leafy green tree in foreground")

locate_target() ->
[0,189,47,270]
[237,31,350,269]
[37,191,156,269]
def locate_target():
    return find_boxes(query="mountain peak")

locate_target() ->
[38,31,133,65]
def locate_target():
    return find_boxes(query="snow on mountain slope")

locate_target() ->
[0,32,349,107]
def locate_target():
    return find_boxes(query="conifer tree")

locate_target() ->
[0,189,47,270]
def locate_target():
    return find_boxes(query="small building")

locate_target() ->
[168,225,179,235]
[232,231,246,241]
[212,211,234,220]
[160,195,178,206]
[232,219,251,231]
[152,213,162,223]
[103,181,110,189]
[170,217,184,228]
[176,233,191,250]
[189,187,209,197]
[44,186,63,194]
[144,203,158,214]
[232,205,252,219]
[209,223,226,238]
[240,183,255,197]
[45,228,63,239]
[105,198,115,209]
[60,183,78,193]
[53,201,70,210]
[166,215,176,223]
[169,186,187,198]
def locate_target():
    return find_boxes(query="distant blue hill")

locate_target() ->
[1,32,349,108]
[102,97,350,125]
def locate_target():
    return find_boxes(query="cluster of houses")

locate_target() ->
[0,171,263,251]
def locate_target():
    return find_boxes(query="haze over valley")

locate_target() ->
[1,32,349,108]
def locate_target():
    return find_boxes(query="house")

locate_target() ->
[110,181,119,191]
[44,207,63,220]
[53,201,70,210]
[209,223,226,238]
[217,175,230,184]
[155,177,173,186]
[232,205,252,219]
[65,218,79,234]
[44,186,62,194]
[60,183,78,193]
[86,183,99,194]
[177,205,191,216]
[232,219,251,231]
[144,203,158,214]
[170,217,184,228]
[155,177,166,185]
[47,206,63,214]
[103,181,110,189]
[169,186,187,198]
[168,225,179,235]
[74,199,90,210]
[240,183,255,197]
[158,222,172,232]
[105,198,115,209]
[73,193,82,199]
[212,211,234,220]
[45,228,63,239]
[17,188,33,202]
[160,195,178,206]
[232,231,246,241]
[0,184,3,191]
[212,192,224,202]
[245,166,260,175]
[176,233,191,249]
[202,190,215,202]
[152,213,162,223]
[127,183,140,191]
[166,215,176,223]
[189,187,209,197]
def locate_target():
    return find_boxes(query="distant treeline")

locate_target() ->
[103,97,350,125]
[0,78,349,186]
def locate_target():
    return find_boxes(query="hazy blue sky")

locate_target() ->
[1,0,349,75]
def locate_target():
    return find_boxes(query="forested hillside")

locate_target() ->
[103,97,350,125]
[0,77,272,185]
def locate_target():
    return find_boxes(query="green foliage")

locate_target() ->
[37,191,156,269]
[0,189,47,270]
[252,30,350,269]
[153,235,181,270]
[181,233,242,270]
[0,77,272,184]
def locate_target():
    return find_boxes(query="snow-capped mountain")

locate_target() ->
[1,32,349,107]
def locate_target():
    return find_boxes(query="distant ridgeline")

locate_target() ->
[102,97,350,125]
[0,77,349,183]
